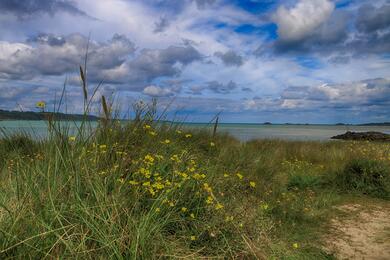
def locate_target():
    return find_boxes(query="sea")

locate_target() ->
[0,120,389,142]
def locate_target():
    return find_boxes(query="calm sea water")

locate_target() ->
[0,120,389,142]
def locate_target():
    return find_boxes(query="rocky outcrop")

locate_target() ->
[331,131,390,141]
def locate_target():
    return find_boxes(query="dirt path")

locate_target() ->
[324,203,390,260]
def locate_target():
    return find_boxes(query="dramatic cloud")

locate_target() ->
[207,80,237,94]
[143,85,175,97]
[0,0,89,18]
[98,45,202,87]
[0,0,388,123]
[214,50,244,67]
[279,78,390,110]
[273,0,334,42]
[356,4,390,33]
[154,17,170,33]
[267,2,390,55]
[0,33,136,80]
[0,33,202,90]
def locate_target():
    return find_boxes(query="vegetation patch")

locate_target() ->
[336,159,390,199]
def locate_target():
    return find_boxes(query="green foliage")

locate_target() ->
[288,174,324,190]
[337,159,390,199]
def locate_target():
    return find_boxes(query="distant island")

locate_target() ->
[0,109,100,121]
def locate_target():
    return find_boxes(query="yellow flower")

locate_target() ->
[206,196,214,204]
[185,134,192,138]
[223,173,229,178]
[260,203,269,210]
[239,223,243,228]
[142,181,151,187]
[99,144,107,149]
[236,173,243,180]
[149,188,156,196]
[162,139,171,144]
[68,136,76,141]
[190,236,196,241]
[203,183,212,193]
[149,131,157,136]
[210,142,215,147]
[181,207,188,212]
[215,203,224,210]
[144,154,154,163]
[293,243,299,249]
[190,213,195,219]
[249,181,256,188]
[35,101,46,109]
[129,180,139,185]
[155,208,160,212]
[225,215,234,222]
[176,130,182,134]
[143,124,151,129]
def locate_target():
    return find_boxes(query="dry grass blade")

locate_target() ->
[80,66,87,103]
[101,95,110,121]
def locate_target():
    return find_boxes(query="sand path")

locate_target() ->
[324,203,390,260]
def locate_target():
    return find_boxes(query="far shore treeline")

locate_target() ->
[0,109,100,121]
[1,109,389,126]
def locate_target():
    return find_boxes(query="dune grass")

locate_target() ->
[0,105,389,259]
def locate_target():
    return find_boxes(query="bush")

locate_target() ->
[337,159,390,199]
[287,174,324,190]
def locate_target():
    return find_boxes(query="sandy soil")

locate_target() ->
[324,203,390,260]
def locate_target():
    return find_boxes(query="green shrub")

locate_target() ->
[337,159,390,199]
[288,174,324,190]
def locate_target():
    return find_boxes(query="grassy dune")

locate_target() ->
[0,109,389,259]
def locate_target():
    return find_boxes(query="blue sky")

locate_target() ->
[0,0,389,123]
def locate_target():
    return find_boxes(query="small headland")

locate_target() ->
[331,131,390,142]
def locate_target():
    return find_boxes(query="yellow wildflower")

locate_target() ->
[293,243,299,249]
[260,203,269,210]
[190,213,195,219]
[176,130,182,134]
[162,139,171,144]
[223,173,229,178]
[129,180,139,185]
[185,134,192,138]
[68,136,76,142]
[153,182,164,190]
[149,188,156,196]
[203,183,212,193]
[215,203,224,210]
[181,207,188,212]
[144,154,154,163]
[206,196,214,204]
[99,144,107,149]
[249,181,256,188]
[210,142,215,147]
[142,181,151,187]
[149,131,157,136]
[236,172,243,180]
[155,208,160,212]
[190,236,196,241]
[225,216,234,222]
[143,124,151,130]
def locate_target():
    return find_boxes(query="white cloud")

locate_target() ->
[143,85,174,97]
[273,0,334,42]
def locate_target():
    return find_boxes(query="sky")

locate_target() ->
[0,0,389,124]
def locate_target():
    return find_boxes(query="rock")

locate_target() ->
[331,131,390,142]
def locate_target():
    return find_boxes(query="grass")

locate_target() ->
[0,109,389,259]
